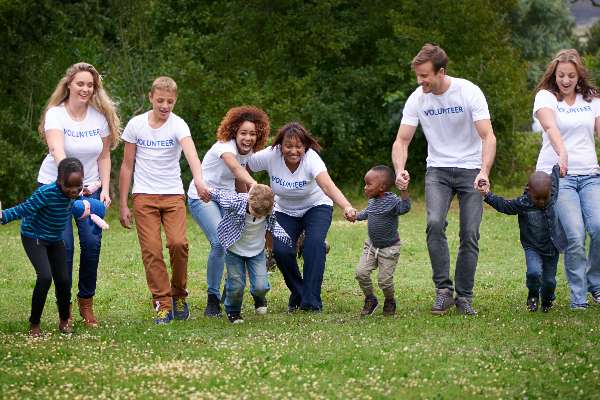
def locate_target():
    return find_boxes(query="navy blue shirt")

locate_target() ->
[484,165,566,256]
[356,192,411,248]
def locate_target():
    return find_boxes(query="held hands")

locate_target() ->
[474,173,489,195]
[558,153,568,177]
[119,207,133,229]
[195,180,211,203]
[344,206,357,222]
[395,170,410,190]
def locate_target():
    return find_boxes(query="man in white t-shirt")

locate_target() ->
[392,44,497,316]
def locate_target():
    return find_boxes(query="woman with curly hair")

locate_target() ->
[188,106,270,316]
[533,49,600,310]
[37,62,120,327]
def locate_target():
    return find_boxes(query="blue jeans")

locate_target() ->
[424,168,482,298]
[188,198,225,299]
[62,188,103,299]
[273,205,333,311]
[224,250,270,314]
[555,174,600,306]
[524,248,558,303]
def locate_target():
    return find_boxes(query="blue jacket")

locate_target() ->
[484,165,566,256]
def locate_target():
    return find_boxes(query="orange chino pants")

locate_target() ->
[132,194,189,311]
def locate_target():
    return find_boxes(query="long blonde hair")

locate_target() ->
[38,62,121,149]
[535,49,600,102]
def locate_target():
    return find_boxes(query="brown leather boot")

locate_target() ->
[58,319,72,334]
[29,323,41,337]
[77,296,99,327]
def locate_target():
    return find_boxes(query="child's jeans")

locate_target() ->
[132,194,189,311]
[224,250,270,314]
[524,248,559,302]
[21,236,71,324]
[355,239,401,299]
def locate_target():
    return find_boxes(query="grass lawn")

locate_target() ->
[0,200,599,399]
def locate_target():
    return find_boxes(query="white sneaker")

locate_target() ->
[255,306,268,315]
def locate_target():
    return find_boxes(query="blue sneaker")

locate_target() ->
[172,297,190,320]
[155,309,173,325]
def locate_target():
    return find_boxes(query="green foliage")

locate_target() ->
[0,0,594,204]
[586,19,600,55]
[510,0,577,87]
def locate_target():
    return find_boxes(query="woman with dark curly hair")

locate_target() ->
[248,122,356,312]
[533,49,600,310]
[188,106,270,316]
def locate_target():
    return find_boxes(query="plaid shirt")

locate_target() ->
[210,189,293,250]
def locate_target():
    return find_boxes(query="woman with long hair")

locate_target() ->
[37,62,121,326]
[533,49,600,310]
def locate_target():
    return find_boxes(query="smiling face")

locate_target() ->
[363,170,385,199]
[68,71,94,105]
[281,135,305,169]
[60,172,84,199]
[555,61,579,99]
[236,121,258,155]
[149,89,177,122]
[414,61,445,94]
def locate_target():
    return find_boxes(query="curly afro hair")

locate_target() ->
[216,106,270,152]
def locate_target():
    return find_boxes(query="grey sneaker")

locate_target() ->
[591,291,600,304]
[455,296,477,316]
[431,288,455,315]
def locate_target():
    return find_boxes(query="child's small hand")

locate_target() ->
[476,179,490,195]
[344,206,357,222]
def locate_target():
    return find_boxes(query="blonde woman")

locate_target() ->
[37,62,120,327]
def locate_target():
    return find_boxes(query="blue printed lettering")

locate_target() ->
[271,175,308,190]
[136,138,176,148]
[423,106,464,117]
[64,128,101,138]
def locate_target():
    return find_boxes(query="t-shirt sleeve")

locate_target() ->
[467,84,491,122]
[533,90,557,118]
[400,90,420,127]
[592,98,600,118]
[306,149,327,178]
[100,117,109,138]
[174,118,192,141]
[247,147,272,172]
[43,107,63,132]
[121,119,137,144]
[212,140,237,159]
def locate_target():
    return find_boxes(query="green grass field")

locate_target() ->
[1,201,599,399]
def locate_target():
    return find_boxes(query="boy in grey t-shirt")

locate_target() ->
[352,166,411,316]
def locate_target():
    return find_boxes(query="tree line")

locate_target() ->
[1,0,598,205]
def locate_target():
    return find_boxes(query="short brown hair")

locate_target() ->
[150,76,177,95]
[248,184,274,217]
[411,43,448,73]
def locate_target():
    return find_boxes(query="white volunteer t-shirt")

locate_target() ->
[248,146,333,217]
[188,139,252,199]
[229,214,267,257]
[400,77,491,169]
[122,111,191,194]
[533,89,600,175]
[38,104,109,186]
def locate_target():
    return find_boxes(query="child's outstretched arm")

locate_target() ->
[355,208,368,221]
[266,216,293,247]
[483,192,525,215]
[393,190,411,215]
[550,164,561,205]
[1,190,47,224]
[209,189,244,213]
